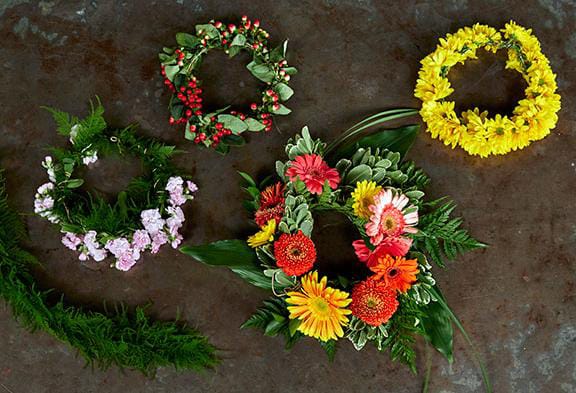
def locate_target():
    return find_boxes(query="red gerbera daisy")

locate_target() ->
[352,236,413,267]
[274,230,317,276]
[285,154,340,195]
[350,279,399,326]
[255,182,285,227]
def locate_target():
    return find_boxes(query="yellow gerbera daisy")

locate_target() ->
[247,219,276,248]
[351,180,382,219]
[286,271,352,342]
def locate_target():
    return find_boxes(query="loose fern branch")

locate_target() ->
[0,174,217,376]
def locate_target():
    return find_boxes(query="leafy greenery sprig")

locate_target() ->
[159,16,297,154]
[0,173,217,375]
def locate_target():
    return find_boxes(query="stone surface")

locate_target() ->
[0,1,575,392]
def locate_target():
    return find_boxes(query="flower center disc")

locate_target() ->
[309,297,331,319]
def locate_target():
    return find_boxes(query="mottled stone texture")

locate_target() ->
[0,0,575,392]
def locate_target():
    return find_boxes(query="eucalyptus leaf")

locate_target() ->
[164,65,179,82]
[272,104,291,115]
[231,34,246,46]
[176,32,200,48]
[217,114,248,134]
[273,83,294,101]
[246,61,275,83]
[195,24,220,39]
[245,117,266,131]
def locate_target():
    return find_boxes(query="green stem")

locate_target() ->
[324,109,417,155]
[422,342,432,393]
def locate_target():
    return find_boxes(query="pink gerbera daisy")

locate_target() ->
[365,189,418,245]
[285,154,340,195]
[352,236,413,267]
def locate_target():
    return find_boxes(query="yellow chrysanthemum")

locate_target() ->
[414,21,561,157]
[247,219,276,248]
[286,271,352,342]
[351,180,382,219]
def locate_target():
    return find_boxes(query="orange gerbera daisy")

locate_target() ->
[369,255,419,293]
[350,279,398,326]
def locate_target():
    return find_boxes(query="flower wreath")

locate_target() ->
[35,102,197,271]
[414,21,561,157]
[159,15,297,154]
[183,110,488,380]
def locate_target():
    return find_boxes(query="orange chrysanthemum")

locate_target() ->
[369,255,419,293]
[350,279,398,326]
[274,230,317,276]
[255,182,285,227]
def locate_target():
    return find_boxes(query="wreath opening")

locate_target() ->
[182,109,489,387]
[309,212,361,277]
[159,16,297,154]
[35,101,198,272]
[447,50,527,116]
[414,21,561,157]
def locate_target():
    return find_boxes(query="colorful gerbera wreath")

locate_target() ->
[35,101,197,271]
[183,110,489,383]
[414,21,561,157]
[159,16,297,154]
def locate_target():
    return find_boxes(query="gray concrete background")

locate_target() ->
[0,0,575,392]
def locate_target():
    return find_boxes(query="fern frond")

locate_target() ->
[414,200,486,267]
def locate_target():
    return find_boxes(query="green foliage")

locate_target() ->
[325,109,418,157]
[347,316,390,351]
[0,174,217,375]
[415,200,486,267]
[43,102,181,238]
[319,339,338,361]
[382,296,425,373]
[238,171,260,212]
[278,194,313,236]
[241,297,303,350]
[180,240,272,290]
[333,124,419,159]
[420,296,454,363]
[284,126,326,159]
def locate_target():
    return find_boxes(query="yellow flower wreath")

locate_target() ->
[414,21,561,157]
